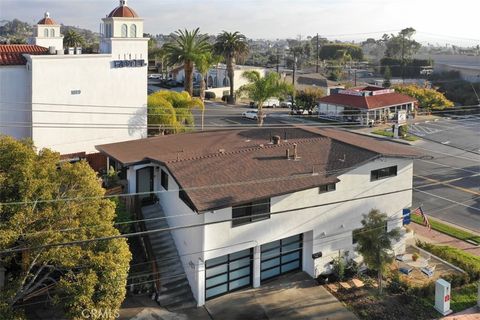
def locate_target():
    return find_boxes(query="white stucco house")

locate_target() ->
[97,127,421,306]
[170,64,266,97]
[0,0,148,156]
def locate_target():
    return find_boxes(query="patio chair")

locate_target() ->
[399,265,413,276]
[395,254,405,262]
[421,264,436,278]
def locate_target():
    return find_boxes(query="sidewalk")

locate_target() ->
[408,223,480,256]
[441,306,480,320]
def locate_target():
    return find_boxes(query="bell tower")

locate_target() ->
[29,12,63,51]
[100,0,148,60]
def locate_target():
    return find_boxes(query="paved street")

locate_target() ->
[409,117,480,232]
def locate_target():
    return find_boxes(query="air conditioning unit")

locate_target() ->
[49,46,56,54]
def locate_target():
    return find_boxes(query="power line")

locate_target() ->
[0,187,413,255]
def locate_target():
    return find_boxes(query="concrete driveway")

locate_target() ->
[205,272,358,320]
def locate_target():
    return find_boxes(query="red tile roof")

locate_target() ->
[97,128,422,212]
[0,44,49,66]
[37,17,57,25]
[318,92,416,110]
[108,5,139,18]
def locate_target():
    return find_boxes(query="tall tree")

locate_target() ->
[148,90,204,134]
[0,137,131,319]
[213,31,249,104]
[237,71,293,126]
[355,209,400,294]
[383,66,392,88]
[63,29,84,48]
[163,28,211,96]
[384,28,421,59]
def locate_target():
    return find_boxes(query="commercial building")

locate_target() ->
[0,0,148,156]
[317,86,417,125]
[97,127,420,306]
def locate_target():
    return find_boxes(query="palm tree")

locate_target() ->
[148,91,204,135]
[194,53,221,130]
[237,71,293,126]
[63,29,84,48]
[213,31,249,104]
[355,209,401,294]
[163,28,211,96]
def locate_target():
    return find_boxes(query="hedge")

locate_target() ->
[416,242,480,280]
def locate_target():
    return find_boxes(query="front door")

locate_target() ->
[136,167,154,205]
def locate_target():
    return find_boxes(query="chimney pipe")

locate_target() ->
[293,143,298,160]
[272,135,281,145]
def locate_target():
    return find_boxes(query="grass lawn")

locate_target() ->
[411,215,480,245]
[371,129,419,141]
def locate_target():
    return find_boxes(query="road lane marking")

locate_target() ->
[414,174,480,196]
[224,119,241,125]
[414,188,480,212]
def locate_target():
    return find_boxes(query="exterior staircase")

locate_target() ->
[141,204,196,310]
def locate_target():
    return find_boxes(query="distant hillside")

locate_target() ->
[0,19,99,45]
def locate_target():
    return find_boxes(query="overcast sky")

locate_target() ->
[1,0,479,46]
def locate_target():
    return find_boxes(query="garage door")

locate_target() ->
[205,248,253,300]
[261,234,303,282]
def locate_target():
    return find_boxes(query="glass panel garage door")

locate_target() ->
[205,248,253,300]
[261,234,302,282]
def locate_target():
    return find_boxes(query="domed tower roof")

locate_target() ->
[108,0,139,18]
[37,12,57,25]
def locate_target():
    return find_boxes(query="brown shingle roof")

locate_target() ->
[97,128,421,212]
[0,44,49,65]
[318,92,416,110]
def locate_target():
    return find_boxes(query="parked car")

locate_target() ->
[250,97,280,108]
[148,74,162,79]
[242,110,266,120]
[280,101,293,108]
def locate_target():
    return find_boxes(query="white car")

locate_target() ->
[242,110,266,120]
[280,101,293,108]
[148,74,162,79]
[264,97,280,108]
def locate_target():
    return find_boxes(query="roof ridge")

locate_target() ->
[166,137,328,163]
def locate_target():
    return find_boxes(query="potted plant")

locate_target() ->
[412,253,419,262]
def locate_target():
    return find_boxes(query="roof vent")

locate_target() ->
[272,135,281,145]
[218,148,226,154]
[293,143,300,160]
[259,144,264,148]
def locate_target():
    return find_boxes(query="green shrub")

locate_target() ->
[416,241,480,280]
[451,283,478,312]
[205,91,216,99]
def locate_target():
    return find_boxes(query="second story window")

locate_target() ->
[319,183,336,194]
[160,169,168,190]
[371,165,397,181]
[232,199,270,227]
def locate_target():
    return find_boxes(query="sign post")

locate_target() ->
[435,279,452,316]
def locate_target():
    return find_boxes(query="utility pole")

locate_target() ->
[354,69,357,86]
[292,51,297,86]
[316,33,320,73]
[401,33,405,84]
[276,47,280,73]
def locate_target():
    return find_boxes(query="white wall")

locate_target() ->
[202,158,412,275]
[27,52,147,154]
[154,165,205,303]
[0,66,31,139]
